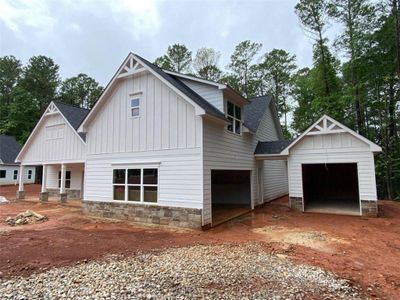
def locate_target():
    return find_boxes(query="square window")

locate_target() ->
[127,186,140,201]
[127,169,141,184]
[113,185,125,200]
[131,98,140,107]
[144,186,157,203]
[113,169,125,184]
[131,107,140,117]
[0,170,6,178]
[143,169,157,184]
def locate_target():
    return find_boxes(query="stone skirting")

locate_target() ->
[39,192,49,202]
[47,189,81,199]
[16,190,25,200]
[82,200,202,229]
[360,200,378,217]
[289,196,303,211]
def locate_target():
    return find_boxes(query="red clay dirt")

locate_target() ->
[1,184,399,299]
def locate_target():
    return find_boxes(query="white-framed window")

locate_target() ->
[226,101,242,134]
[0,170,6,179]
[112,167,158,203]
[13,170,18,180]
[58,171,71,188]
[27,169,32,180]
[130,97,140,117]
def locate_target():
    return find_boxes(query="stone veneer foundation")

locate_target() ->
[360,200,378,217]
[47,188,81,199]
[289,196,303,211]
[82,200,202,229]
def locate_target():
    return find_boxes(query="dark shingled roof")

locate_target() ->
[254,140,294,155]
[244,95,273,132]
[134,53,227,121]
[0,134,21,165]
[53,101,90,130]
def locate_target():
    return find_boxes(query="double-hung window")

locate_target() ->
[13,170,18,180]
[113,168,158,203]
[58,171,71,188]
[27,169,32,180]
[130,98,140,117]
[226,101,242,134]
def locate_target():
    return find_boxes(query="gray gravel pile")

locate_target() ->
[0,244,364,299]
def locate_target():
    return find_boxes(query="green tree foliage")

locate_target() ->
[0,56,22,131]
[154,44,192,73]
[193,48,222,81]
[258,49,297,136]
[3,86,37,143]
[18,55,60,113]
[59,73,103,109]
[227,40,262,98]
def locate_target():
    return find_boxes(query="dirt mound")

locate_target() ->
[5,210,48,226]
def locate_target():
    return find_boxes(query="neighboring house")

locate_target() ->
[0,135,35,186]
[15,53,381,228]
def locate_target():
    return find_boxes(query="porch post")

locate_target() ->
[59,163,67,203]
[39,165,49,202]
[16,165,25,200]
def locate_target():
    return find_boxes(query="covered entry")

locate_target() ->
[302,163,360,215]
[211,170,252,225]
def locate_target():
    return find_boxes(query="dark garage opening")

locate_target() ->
[211,170,252,226]
[302,163,360,215]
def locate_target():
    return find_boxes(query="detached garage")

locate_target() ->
[255,115,382,217]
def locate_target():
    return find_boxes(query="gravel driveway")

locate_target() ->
[1,243,364,299]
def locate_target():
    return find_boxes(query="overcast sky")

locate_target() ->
[0,0,333,87]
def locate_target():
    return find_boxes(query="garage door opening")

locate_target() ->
[211,170,252,226]
[302,163,360,215]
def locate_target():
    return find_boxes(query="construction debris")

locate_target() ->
[0,196,9,205]
[5,210,48,226]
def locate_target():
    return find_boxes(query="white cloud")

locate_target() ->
[108,0,162,39]
[0,0,55,35]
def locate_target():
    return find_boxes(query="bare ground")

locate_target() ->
[1,184,399,299]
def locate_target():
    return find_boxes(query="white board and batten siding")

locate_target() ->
[84,72,204,209]
[255,106,289,203]
[18,113,86,165]
[45,164,84,190]
[288,133,378,202]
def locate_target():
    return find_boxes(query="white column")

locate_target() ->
[60,164,66,194]
[41,165,47,193]
[18,165,24,192]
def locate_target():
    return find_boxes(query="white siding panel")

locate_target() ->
[255,106,289,202]
[181,79,224,112]
[0,166,35,185]
[84,148,202,208]
[19,113,86,164]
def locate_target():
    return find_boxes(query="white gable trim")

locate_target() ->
[280,115,382,155]
[78,53,207,132]
[15,102,86,163]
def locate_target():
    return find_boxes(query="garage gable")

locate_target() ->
[281,115,382,155]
